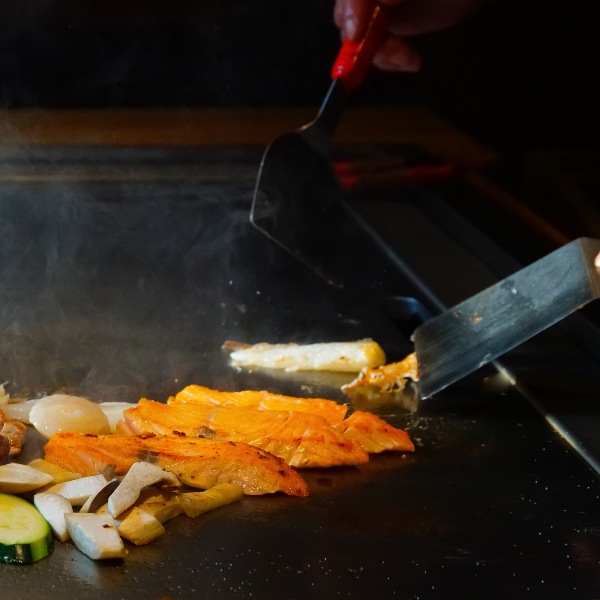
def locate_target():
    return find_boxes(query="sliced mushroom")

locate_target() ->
[42,474,108,506]
[180,483,243,518]
[27,459,82,484]
[33,492,73,542]
[107,462,181,517]
[65,514,127,560]
[0,463,54,493]
[117,508,165,546]
[80,480,120,514]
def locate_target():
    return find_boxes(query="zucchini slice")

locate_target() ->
[0,493,54,564]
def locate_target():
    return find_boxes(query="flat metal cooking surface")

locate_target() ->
[1,148,600,599]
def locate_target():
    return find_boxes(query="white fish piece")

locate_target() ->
[30,395,110,440]
[43,474,108,506]
[227,339,386,372]
[107,462,180,518]
[0,463,54,494]
[1,399,41,424]
[97,402,137,434]
[33,492,73,542]
[65,513,127,560]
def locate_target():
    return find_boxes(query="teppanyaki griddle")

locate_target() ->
[1,146,600,599]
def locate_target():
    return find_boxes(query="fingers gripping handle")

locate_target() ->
[331,3,393,91]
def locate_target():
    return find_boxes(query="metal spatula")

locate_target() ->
[414,237,600,398]
[251,3,392,286]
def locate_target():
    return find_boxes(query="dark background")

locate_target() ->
[0,0,597,156]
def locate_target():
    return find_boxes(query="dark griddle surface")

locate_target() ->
[1,147,600,599]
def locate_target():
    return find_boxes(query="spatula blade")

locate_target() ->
[251,131,345,287]
[414,237,600,398]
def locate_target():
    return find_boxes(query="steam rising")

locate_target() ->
[0,147,407,407]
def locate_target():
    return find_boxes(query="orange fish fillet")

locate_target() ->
[172,386,412,456]
[334,411,415,453]
[44,432,307,497]
[172,385,347,425]
[122,399,369,469]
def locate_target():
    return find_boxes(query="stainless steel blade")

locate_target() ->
[414,237,600,398]
[250,81,346,287]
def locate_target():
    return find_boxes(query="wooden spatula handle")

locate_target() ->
[331,2,393,91]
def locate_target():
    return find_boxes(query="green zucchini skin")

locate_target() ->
[0,493,55,565]
[1,530,54,565]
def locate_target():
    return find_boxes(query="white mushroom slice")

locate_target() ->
[33,492,73,542]
[27,459,82,484]
[117,507,165,545]
[107,462,180,518]
[108,499,183,525]
[97,403,137,434]
[0,463,54,494]
[79,494,95,514]
[98,501,182,525]
[99,485,172,513]
[1,399,41,424]
[160,472,180,488]
[80,480,120,514]
[43,474,108,506]
[64,513,127,560]
[227,339,386,372]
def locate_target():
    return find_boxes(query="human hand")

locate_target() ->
[334,0,482,72]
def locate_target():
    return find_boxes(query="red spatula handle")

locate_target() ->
[331,2,393,91]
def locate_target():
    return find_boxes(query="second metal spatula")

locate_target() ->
[414,237,600,398]
[251,4,392,286]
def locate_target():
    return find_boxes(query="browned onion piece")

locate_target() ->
[0,420,26,456]
[0,434,9,465]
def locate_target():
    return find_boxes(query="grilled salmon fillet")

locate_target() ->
[122,399,369,469]
[172,386,412,455]
[334,411,415,453]
[172,385,347,425]
[44,432,308,496]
